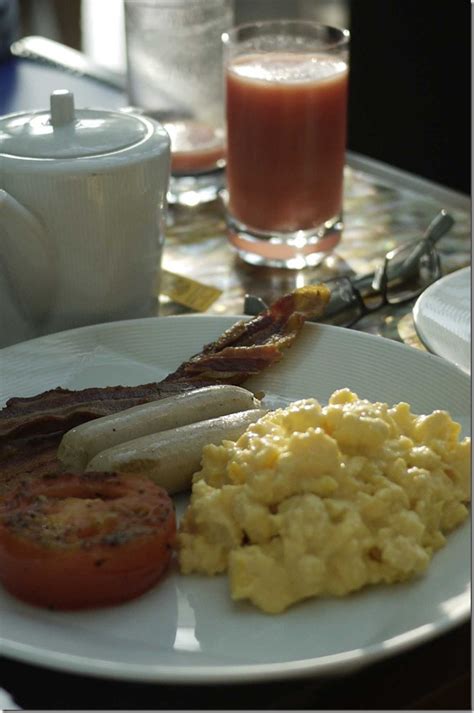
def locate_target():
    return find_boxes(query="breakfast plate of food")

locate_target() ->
[0,287,470,683]
[413,266,471,374]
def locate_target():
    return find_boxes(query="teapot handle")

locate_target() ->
[0,189,54,321]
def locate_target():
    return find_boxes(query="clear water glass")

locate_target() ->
[124,0,234,206]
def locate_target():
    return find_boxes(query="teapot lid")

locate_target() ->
[0,90,155,159]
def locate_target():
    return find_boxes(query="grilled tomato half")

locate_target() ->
[0,471,176,609]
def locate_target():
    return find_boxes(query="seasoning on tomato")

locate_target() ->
[0,471,176,609]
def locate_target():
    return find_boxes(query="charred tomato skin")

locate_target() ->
[0,471,176,609]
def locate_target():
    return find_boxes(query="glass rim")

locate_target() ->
[222,19,350,50]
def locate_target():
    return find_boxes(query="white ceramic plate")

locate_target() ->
[0,316,471,684]
[413,267,471,374]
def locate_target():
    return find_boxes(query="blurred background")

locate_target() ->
[1,0,470,194]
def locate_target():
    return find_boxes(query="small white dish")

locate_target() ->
[413,267,471,374]
[0,316,470,684]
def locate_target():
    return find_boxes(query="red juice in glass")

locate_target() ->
[227,53,348,231]
[223,22,350,267]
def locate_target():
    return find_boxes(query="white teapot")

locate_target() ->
[0,90,170,347]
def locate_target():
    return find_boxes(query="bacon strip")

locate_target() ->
[162,286,327,383]
[0,382,203,444]
[0,285,330,466]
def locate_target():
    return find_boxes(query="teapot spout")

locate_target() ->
[0,189,54,322]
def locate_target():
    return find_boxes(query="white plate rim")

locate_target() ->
[413,267,471,373]
[0,315,471,684]
[0,606,469,684]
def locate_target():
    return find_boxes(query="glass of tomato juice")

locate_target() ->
[222,21,350,268]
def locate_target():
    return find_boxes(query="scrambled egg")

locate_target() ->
[178,389,471,614]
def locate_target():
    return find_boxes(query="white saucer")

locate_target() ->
[413,267,471,374]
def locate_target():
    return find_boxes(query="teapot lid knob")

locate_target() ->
[50,90,75,127]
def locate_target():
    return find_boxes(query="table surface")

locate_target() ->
[160,152,470,336]
[0,57,471,711]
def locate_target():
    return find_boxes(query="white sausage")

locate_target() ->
[85,409,266,494]
[58,385,261,472]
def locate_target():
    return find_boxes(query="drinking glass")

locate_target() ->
[124,0,234,206]
[223,21,350,268]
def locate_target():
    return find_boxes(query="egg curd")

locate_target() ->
[178,389,471,614]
